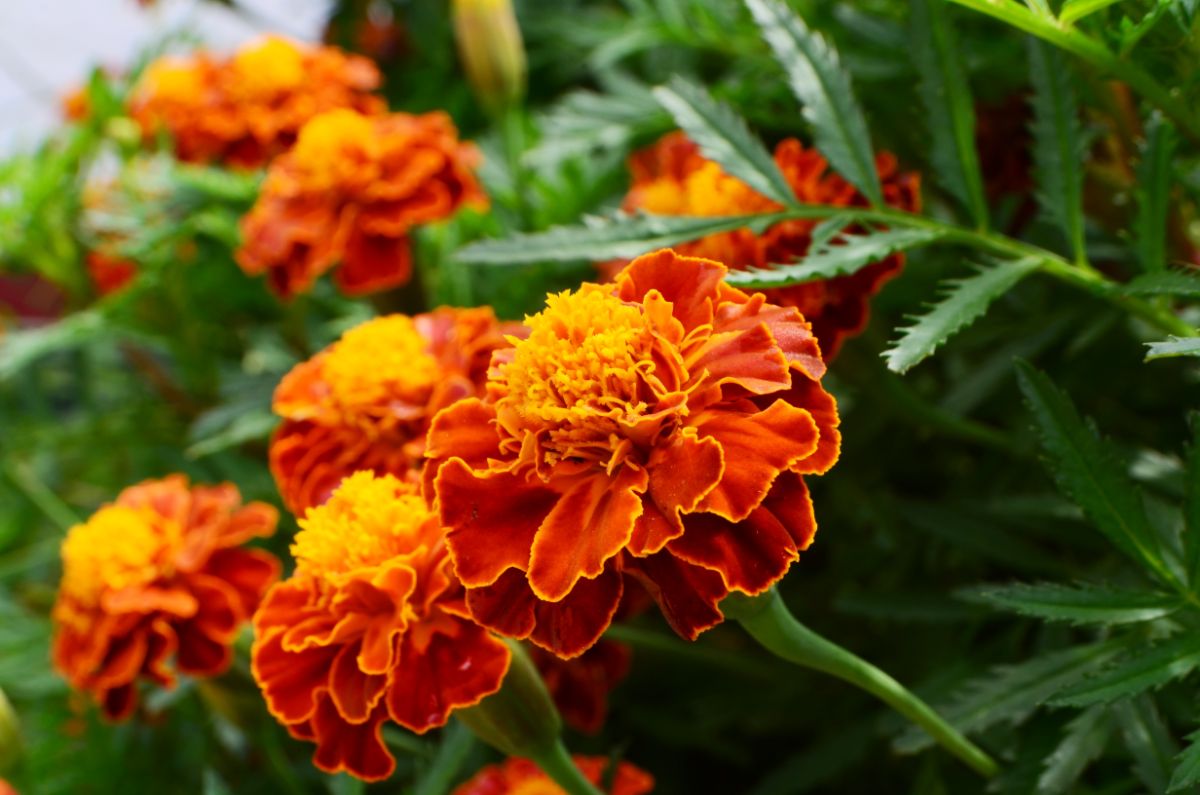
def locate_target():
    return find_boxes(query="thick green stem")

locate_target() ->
[728,589,999,778]
[527,738,604,795]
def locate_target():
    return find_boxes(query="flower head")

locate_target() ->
[430,249,840,658]
[453,756,653,795]
[609,132,921,358]
[237,109,486,298]
[270,308,516,514]
[252,472,510,781]
[52,476,279,720]
[128,37,383,168]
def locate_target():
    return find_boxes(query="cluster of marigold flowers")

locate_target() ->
[47,39,935,789]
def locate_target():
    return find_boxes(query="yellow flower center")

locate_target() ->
[497,285,660,465]
[292,472,435,581]
[509,779,565,795]
[140,59,205,104]
[321,314,441,417]
[58,505,181,609]
[230,36,305,98]
[289,109,380,191]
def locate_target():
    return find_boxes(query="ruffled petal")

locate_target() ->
[631,431,723,556]
[252,628,339,724]
[310,696,395,782]
[614,249,727,332]
[623,551,728,641]
[527,563,624,659]
[329,641,388,724]
[334,227,412,296]
[688,321,791,396]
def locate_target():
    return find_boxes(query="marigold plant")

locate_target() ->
[128,36,384,168]
[237,108,487,298]
[452,755,653,795]
[51,476,279,720]
[251,471,511,781]
[270,308,515,513]
[607,131,920,357]
[429,248,839,657]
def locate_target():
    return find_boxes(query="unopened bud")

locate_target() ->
[452,0,527,115]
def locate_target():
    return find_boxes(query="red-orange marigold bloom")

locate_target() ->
[453,755,653,795]
[429,249,840,658]
[610,131,921,358]
[51,476,280,721]
[270,308,515,514]
[236,108,487,298]
[251,472,510,782]
[128,36,384,168]
[86,251,138,296]
[0,780,16,795]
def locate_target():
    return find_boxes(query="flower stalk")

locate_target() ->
[725,589,999,778]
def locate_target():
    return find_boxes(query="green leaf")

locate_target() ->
[1185,413,1200,586]
[967,581,1182,625]
[1145,336,1200,360]
[1115,696,1177,795]
[745,0,884,205]
[894,638,1130,753]
[1037,705,1112,795]
[1015,361,1176,586]
[1134,114,1177,273]
[1169,729,1200,792]
[909,0,988,227]
[1052,632,1200,707]
[456,211,800,265]
[725,226,941,289]
[652,77,798,207]
[1060,0,1124,24]
[413,720,476,795]
[1027,39,1086,263]
[883,258,1037,374]
[1123,270,1200,299]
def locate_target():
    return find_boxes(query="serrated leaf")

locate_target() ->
[967,582,1181,625]
[726,226,941,289]
[1037,705,1112,795]
[1060,0,1124,24]
[1124,270,1200,299]
[910,0,988,227]
[1015,361,1176,586]
[894,638,1130,753]
[1169,729,1200,792]
[652,77,798,207]
[884,258,1037,374]
[455,211,796,265]
[746,0,884,205]
[1028,39,1086,263]
[1145,336,1200,360]
[1052,633,1200,707]
[1135,114,1177,273]
[1116,696,1177,794]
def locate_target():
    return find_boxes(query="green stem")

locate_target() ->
[527,739,605,795]
[727,589,999,778]
[946,0,1200,143]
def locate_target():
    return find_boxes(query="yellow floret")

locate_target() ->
[321,314,441,416]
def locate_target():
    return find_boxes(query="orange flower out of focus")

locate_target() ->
[453,755,654,795]
[271,307,516,514]
[86,251,137,296]
[0,780,16,795]
[128,36,384,168]
[610,132,921,358]
[52,476,280,721]
[251,472,510,781]
[237,108,487,298]
[429,249,840,658]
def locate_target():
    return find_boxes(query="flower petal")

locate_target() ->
[688,321,791,396]
[329,641,388,724]
[334,227,412,296]
[623,551,728,641]
[310,696,395,782]
[614,249,726,332]
[252,628,339,724]
[630,432,723,556]
[528,563,624,659]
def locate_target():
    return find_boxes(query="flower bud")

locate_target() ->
[0,687,21,774]
[452,0,527,114]
[455,639,561,758]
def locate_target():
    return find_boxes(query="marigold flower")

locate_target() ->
[86,251,137,296]
[51,476,279,721]
[429,249,840,658]
[270,307,515,514]
[252,472,510,781]
[237,108,486,298]
[128,36,384,168]
[453,755,653,795]
[0,780,16,795]
[609,132,921,358]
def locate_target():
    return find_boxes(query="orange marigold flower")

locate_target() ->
[251,472,510,781]
[271,307,516,514]
[453,755,653,795]
[0,780,16,795]
[51,476,279,721]
[128,36,384,168]
[86,251,137,296]
[429,249,840,658]
[237,108,487,298]
[609,131,921,358]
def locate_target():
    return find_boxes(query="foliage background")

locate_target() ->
[3,0,1200,793]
